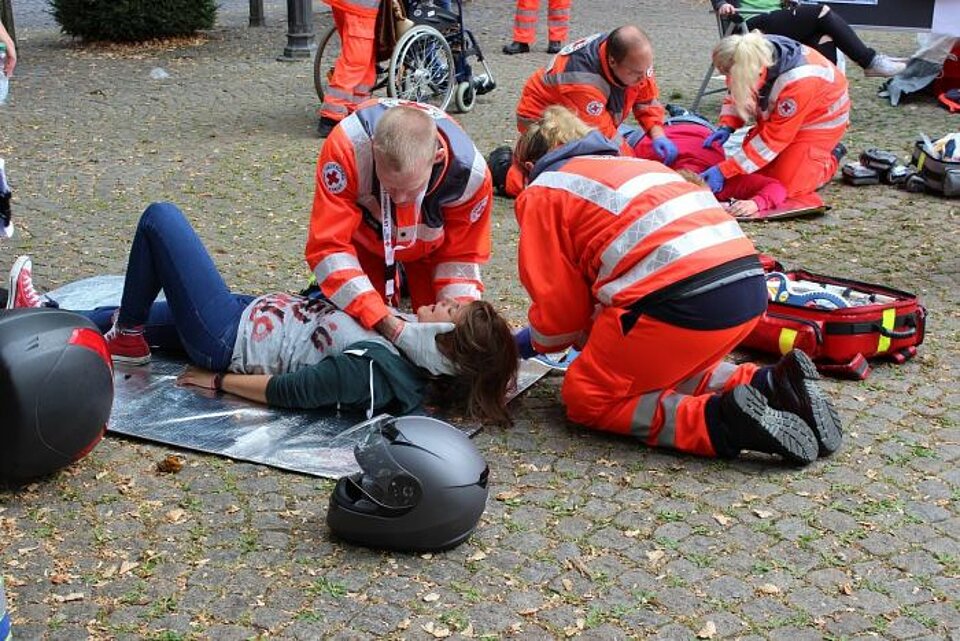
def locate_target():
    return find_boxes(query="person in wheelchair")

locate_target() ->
[712,0,904,77]
[307,99,494,366]
[492,25,677,198]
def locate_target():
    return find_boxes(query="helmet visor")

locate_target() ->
[351,417,422,509]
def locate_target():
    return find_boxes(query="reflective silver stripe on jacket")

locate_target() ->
[800,112,849,131]
[597,190,720,280]
[534,166,686,216]
[314,252,362,285]
[728,146,760,173]
[437,283,482,300]
[447,149,489,207]
[596,220,746,305]
[330,274,377,310]
[531,326,582,349]
[342,115,374,199]
[343,0,379,9]
[435,262,482,281]
[765,63,836,115]
[542,71,611,97]
[748,136,778,162]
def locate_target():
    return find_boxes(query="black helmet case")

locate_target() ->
[328,415,489,552]
[0,309,114,481]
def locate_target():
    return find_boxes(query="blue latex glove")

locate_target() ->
[703,126,733,149]
[651,135,678,166]
[514,327,538,360]
[700,166,725,193]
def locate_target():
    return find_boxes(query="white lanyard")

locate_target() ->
[379,186,398,303]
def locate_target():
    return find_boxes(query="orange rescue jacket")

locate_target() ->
[516,32,666,152]
[718,36,850,179]
[516,133,757,353]
[307,99,493,329]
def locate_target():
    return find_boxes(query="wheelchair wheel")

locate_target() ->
[453,81,476,114]
[313,25,340,103]
[387,25,455,111]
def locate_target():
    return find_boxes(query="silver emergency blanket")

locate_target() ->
[48,276,555,478]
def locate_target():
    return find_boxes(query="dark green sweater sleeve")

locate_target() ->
[263,342,427,414]
[265,353,399,410]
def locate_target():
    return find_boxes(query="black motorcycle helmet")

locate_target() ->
[0,309,114,481]
[327,415,489,552]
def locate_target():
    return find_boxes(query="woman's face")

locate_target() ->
[416,298,465,323]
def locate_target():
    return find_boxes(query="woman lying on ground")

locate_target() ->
[7,202,519,424]
[621,115,788,219]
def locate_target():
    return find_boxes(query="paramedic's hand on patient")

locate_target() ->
[700,166,726,193]
[514,327,538,359]
[651,135,679,166]
[392,321,457,376]
[703,126,733,149]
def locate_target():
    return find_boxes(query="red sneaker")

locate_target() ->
[103,324,151,365]
[7,255,44,309]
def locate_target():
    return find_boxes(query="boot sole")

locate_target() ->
[783,351,843,456]
[731,385,818,465]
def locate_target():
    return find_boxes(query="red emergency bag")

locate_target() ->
[739,256,927,379]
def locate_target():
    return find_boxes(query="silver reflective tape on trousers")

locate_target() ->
[706,361,740,392]
[631,391,660,440]
[597,190,720,280]
[675,371,706,395]
[597,220,746,305]
[656,392,684,448]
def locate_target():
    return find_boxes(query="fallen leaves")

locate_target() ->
[156,455,184,474]
[713,513,732,527]
[757,583,781,595]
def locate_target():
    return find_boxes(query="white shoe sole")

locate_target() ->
[6,255,30,310]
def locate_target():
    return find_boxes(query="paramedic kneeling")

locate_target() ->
[514,107,842,464]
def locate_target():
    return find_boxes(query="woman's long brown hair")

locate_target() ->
[435,301,519,426]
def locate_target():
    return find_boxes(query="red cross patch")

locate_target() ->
[322,161,347,195]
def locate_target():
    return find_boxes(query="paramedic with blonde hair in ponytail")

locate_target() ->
[699,32,849,206]
[512,106,842,465]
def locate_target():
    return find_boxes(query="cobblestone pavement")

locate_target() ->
[1,1,958,640]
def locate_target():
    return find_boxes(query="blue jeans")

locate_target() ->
[78,202,254,371]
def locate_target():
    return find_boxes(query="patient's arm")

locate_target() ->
[177,365,269,404]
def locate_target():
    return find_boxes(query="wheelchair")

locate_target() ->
[313,0,496,113]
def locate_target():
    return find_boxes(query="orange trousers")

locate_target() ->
[561,307,761,457]
[756,133,843,199]
[319,8,378,123]
[512,0,571,45]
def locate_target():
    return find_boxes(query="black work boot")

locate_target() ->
[716,385,819,465]
[502,41,530,55]
[487,145,513,197]
[547,40,563,54]
[757,350,843,456]
[317,116,339,138]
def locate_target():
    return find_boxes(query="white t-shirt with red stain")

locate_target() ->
[229,293,398,375]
